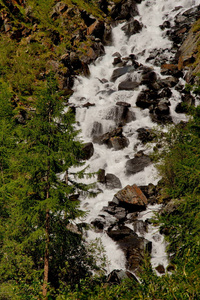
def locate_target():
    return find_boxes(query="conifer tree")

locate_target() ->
[0,74,94,297]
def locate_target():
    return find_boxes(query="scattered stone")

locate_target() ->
[105,173,122,189]
[155,264,165,274]
[110,135,130,150]
[122,19,143,37]
[136,127,155,143]
[82,102,95,108]
[97,169,106,183]
[111,0,139,21]
[105,105,136,126]
[118,78,140,90]
[116,101,131,107]
[107,269,138,284]
[160,199,180,215]
[81,142,94,160]
[133,220,148,235]
[111,65,135,82]
[90,121,103,137]
[91,218,106,232]
[87,20,105,40]
[136,90,158,109]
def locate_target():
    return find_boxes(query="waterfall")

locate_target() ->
[68,0,200,275]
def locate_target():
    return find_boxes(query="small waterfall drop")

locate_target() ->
[68,0,200,274]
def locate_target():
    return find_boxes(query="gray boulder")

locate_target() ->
[125,152,151,176]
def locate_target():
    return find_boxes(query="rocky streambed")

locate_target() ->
[68,0,200,280]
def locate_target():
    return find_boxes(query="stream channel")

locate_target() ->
[67,0,200,277]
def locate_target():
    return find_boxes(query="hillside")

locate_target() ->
[0,0,200,299]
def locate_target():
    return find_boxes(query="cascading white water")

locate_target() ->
[68,0,200,274]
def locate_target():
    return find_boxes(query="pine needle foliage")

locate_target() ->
[0,73,97,297]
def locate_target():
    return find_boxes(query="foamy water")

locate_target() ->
[68,0,200,273]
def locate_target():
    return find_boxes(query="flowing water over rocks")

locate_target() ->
[68,0,200,276]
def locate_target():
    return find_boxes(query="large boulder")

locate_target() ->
[113,184,148,210]
[105,173,122,189]
[105,105,136,126]
[150,99,172,124]
[136,127,155,144]
[110,136,130,150]
[87,20,105,40]
[121,19,143,37]
[93,127,129,150]
[81,142,94,160]
[107,225,152,272]
[175,93,195,113]
[118,78,140,90]
[125,152,151,176]
[111,0,139,21]
[136,90,158,109]
[111,65,135,82]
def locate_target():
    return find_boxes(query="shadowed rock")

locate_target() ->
[125,153,151,176]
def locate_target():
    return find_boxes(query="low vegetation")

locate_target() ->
[0,0,200,299]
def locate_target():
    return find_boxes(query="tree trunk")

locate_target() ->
[43,107,52,297]
[42,207,50,298]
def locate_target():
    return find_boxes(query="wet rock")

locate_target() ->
[136,127,155,143]
[157,87,172,99]
[150,99,172,124]
[141,70,157,86]
[107,225,152,272]
[125,153,151,176]
[133,220,148,235]
[155,99,171,115]
[167,5,200,49]
[105,173,122,189]
[111,0,139,21]
[160,20,171,30]
[90,121,103,137]
[87,20,105,40]
[167,265,176,272]
[116,101,131,107]
[107,269,138,284]
[91,218,106,232]
[118,78,140,90]
[105,105,136,126]
[112,52,122,57]
[155,264,165,274]
[114,207,127,220]
[111,65,135,82]
[93,127,129,150]
[122,19,143,37]
[81,142,94,160]
[161,63,183,78]
[175,93,195,113]
[110,135,130,150]
[139,183,158,204]
[51,1,68,18]
[82,102,95,108]
[112,56,123,66]
[113,184,148,211]
[160,199,180,216]
[102,203,127,221]
[136,90,158,109]
[97,168,106,183]
[145,48,170,66]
